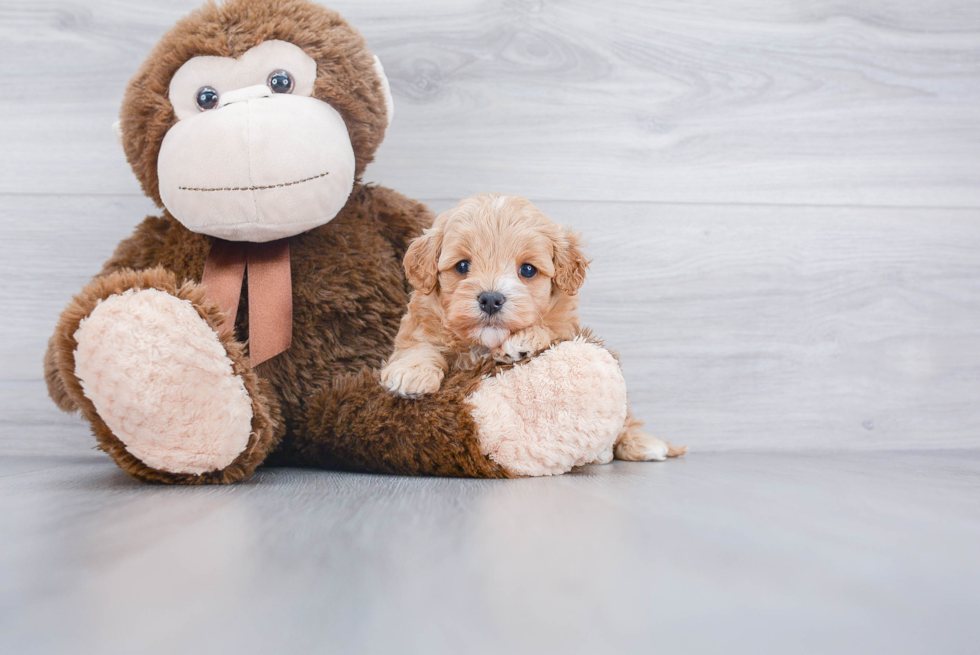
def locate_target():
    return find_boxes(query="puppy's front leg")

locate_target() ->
[614,409,687,461]
[380,342,447,398]
[492,325,553,364]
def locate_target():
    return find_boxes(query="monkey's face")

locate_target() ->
[156,40,388,242]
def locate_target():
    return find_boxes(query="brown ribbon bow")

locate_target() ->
[202,238,293,366]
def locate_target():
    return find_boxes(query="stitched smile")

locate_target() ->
[178,171,329,192]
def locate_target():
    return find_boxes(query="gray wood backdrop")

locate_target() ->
[2,0,979,454]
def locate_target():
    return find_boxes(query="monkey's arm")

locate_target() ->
[276,333,630,479]
[276,365,511,478]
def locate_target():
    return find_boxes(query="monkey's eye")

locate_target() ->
[196,86,219,111]
[455,260,471,275]
[267,70,294,94]
[519,263,538,279]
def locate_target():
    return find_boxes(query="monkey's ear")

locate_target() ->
[553,228,590,295]
[112,119,123,148]
[404,228,443,294]
[372,55,395,129]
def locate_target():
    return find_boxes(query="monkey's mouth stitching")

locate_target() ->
[178,171,329,192]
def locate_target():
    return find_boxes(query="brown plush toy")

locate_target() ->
[43,0,631,484]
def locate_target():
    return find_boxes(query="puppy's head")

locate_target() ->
[404,193,589,348]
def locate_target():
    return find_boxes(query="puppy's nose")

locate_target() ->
[478,292,506,316]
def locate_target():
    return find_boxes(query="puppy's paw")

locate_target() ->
[614,431,686,462]
[380,361,444,398]
[492,328,551,364]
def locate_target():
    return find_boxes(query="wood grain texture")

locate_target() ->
[552,201,980,452]
[0,0,978,205]
[1,451,979,654]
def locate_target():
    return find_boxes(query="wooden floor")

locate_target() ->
[1,1,979,653]
[2,450,979,654]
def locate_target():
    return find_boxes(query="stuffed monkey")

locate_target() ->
[43,0,630,484]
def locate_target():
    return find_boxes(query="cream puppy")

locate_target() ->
[380,193,685,462]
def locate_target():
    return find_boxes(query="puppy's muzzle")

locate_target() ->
[478,291,506,316]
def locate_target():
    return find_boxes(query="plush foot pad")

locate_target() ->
[73,288,253,475]
[468,338,628,476]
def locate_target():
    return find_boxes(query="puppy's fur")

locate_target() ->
[381,194,686,462]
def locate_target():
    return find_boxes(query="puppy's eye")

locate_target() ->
[455,260,471,275]
[196,86,219,110]
[519,263,537,279]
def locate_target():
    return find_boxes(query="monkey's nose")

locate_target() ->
[478,292,506,316]
[218,84,273,108]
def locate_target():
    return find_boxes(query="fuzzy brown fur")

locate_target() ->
[271,363,509,478]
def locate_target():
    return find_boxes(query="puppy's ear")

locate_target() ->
[404,228,443,294]
[553,228,590,295]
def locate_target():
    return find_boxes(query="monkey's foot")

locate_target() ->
[73,288,255,475]
[469,337,628,476]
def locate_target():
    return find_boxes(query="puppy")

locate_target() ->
[380,193,686,462]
